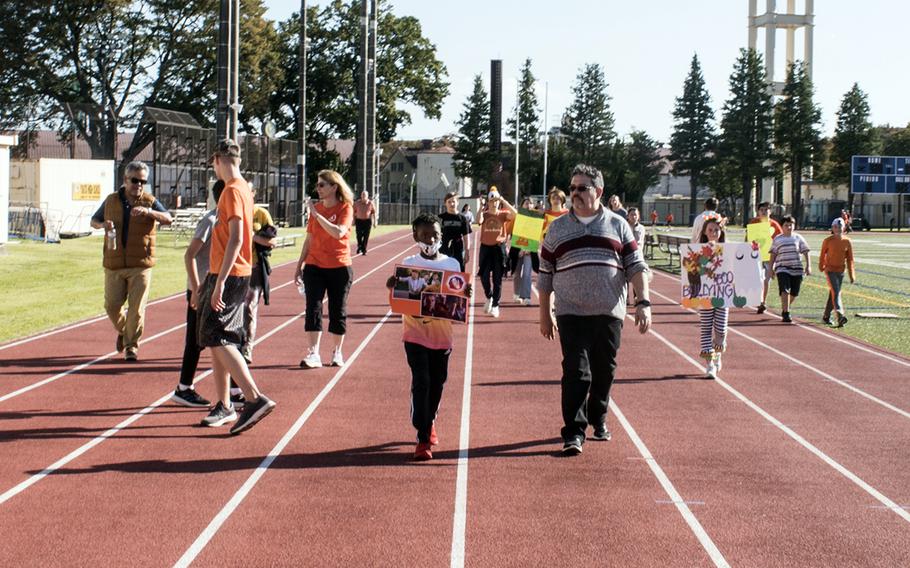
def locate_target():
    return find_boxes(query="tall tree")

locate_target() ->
[879,124,910,156]
[561,63,615,167]
[670,54,716,223]
[774,61,823,224]
[453,75,493,186]
[718,48,773,224]
[704,156,742,222]
[506,58,542,198]
[623,130,662,207]
[827,83,876,210]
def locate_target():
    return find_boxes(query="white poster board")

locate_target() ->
[680,242,763,309]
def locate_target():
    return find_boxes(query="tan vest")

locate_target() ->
[101,190,158,270]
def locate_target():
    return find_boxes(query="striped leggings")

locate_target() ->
[699,307,728,357]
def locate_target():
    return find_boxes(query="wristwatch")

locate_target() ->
[634,299,651,308]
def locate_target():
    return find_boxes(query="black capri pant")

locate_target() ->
[303,264,353,335]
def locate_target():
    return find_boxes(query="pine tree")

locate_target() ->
[718,48,773,224]
[506,58,541,198]
[774,61,823,224]
[623,130,662,207]
[670,54,716,223]
[561,63,615,168]
[829,83,876,210]
[454,74,493,186]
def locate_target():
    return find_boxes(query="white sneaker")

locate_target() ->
[512,294,521,302]
[484,299,493,314]
[490,305,500,318]
[715,353,723,372]
[331,348,345,367]
[705,358,717,378]
[300,348,322,369]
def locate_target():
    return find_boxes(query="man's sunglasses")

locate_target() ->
[130,177,149,185]
[567,184,593,192]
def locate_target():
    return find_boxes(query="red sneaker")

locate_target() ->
[429,423,439,446]
[414,442,432,461]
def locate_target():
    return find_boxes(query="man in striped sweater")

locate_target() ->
[538,164,652,456]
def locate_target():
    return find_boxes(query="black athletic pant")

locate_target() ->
[556,314,623,443]
[303,264,353,335]
[354,219,372,254]
[179,290,237,389]
[404,342,450,443]
[478,243,505,306]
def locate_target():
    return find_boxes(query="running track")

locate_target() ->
[1,229,909,567]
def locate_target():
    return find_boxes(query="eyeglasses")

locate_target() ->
[130,177,149,185]
[567,184,592,192]
[316,181,333,188]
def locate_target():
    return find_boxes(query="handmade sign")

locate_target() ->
[510,208,545,251]
[680,242,763,309]
[746,221,773,261]
[389,264,470,323]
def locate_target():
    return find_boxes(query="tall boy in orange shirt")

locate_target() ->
[818,218,856,327]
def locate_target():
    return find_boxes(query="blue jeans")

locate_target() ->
[823,271,845,318]
[512,253,533,300]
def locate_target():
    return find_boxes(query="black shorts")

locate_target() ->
[777,272,803,297]
[197,273,250,348]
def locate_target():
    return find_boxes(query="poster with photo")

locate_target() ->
[389,264,470,323]
[679,242,763,309]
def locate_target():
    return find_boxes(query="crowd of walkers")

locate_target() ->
[90,143,855,458]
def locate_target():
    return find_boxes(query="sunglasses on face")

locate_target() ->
[130,177,149,185]
[567,184,592,192]
[316,181,333,188]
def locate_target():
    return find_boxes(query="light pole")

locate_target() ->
[297,0,307,226]
[542,81,548,200]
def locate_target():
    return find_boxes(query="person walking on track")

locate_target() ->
[386,213,471,461]
[695,215,729,378]
[353,190,376,255]
[295,170,355,368]
[197,139,276,434]
[538,164,652,456]
[747,201,783,314]
[90,161,173,361]
[477,188,517,318]
[439,191,471,272]
[769,215,811,324]
[819,217,856,327]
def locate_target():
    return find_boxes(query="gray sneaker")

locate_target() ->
[561,437,583,455]
[200,401,237,427]
[230,394,276,435]
[591,423,612,441]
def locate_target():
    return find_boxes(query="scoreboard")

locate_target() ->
[851,156,910,194]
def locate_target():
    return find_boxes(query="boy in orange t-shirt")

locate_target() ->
[197,139,276,434]
[819,218,856,327]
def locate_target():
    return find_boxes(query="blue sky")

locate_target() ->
[263,0,910,143]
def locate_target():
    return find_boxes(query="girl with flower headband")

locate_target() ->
[696,215,728,378]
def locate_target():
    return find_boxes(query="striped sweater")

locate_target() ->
[539,207,649,319]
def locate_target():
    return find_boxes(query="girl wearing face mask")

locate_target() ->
[386,213,472,461]
[295,170,355,369]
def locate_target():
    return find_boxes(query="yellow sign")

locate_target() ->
[510,208,545,250]
[746,221,773,261]
[72,183,102,201]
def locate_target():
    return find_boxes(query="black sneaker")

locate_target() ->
[781,312,792,323]
[837,315,848,327]
[822,315,832,325]
[230,394,276,435]
[591,423,612,441]
[756,303,766,314]
[171,388,211,408]
[230,392,247,408]
[200,401,237,427]
[561,437,583,455]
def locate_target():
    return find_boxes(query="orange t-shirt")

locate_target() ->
[306,201,354,268]
[210,178,253,277]
[480,210,511,246]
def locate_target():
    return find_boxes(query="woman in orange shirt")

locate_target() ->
[294,170,355,368]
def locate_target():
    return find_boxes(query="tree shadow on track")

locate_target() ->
[614,374,714,384]
[5,423,214,444]
[0,355,104,370]
[475,380,559,387]
[0,406,196,421]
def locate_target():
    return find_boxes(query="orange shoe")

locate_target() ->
[414,442,433,461]
[429,424,439,446]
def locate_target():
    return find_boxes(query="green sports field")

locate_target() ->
[0,225,407,344]
[647,226,910,357]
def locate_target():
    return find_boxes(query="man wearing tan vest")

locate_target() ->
[90,161,172,360]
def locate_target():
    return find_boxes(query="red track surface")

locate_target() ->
[1,229,909,567]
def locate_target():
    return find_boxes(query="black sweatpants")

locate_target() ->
[404,342,450,443]
[354,219,372,254]
[303,264,353,335]
[556,314,623,442]
[478,243,505,306]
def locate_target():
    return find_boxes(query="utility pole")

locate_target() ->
[230,0,240,141]
[215,0,232,139]
[356,0,369,193]
[367,0,378,202]
[514,80,520,205]
[542,81,548,200]
[297,0,307,226]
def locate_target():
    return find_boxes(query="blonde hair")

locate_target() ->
[317,169,354,205]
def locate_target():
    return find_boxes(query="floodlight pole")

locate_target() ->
[298,0,307,226]
[514,80,520,206]
[216,0,232,139]
[230,0,240,141]
[542,81,548,200]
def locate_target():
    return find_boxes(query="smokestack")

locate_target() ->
[490,59,502,159]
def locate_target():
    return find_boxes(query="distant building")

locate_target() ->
[379,141,469,206]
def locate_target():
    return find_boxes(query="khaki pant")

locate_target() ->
[104,267,152,351]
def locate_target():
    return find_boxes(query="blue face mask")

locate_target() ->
[418,240,441,256]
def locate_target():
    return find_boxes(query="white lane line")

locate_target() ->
[650,269,910,369]
[173,311,393,568]
[0,233,413,403]
[611,399,730,567]
[0,244,412,506]
[450,234,480,568]
[0,231,410,352]
[636,316,910,525]
[648,286,910,420]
